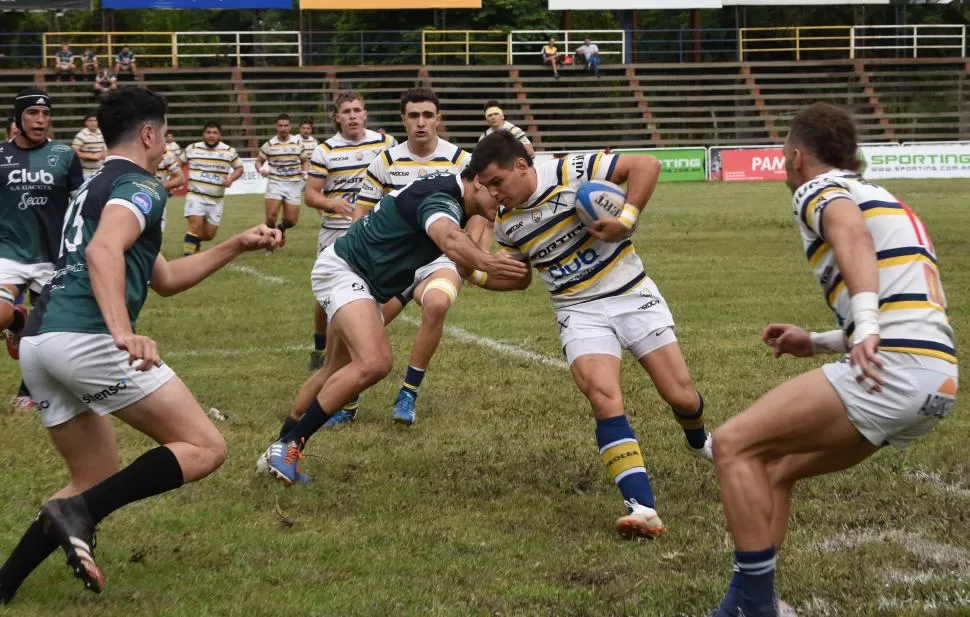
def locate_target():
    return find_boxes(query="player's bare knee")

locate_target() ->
[198,430,228,473]
[583,383,623,416]
[663,382,699,415]
[357,353,392,386]
[420,293,451,324]
[712,424,747,468]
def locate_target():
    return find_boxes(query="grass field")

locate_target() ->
[0,179,967,617]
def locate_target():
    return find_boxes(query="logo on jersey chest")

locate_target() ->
[47,155,59,166]
[18,193,48,210]
[390,170,410,177]
[549,248,599,279]
[7,169,54,186]
[532,210,542,224]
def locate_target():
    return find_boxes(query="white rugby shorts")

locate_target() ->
[399,254,460,304]
[555,278,677,365]
[19,332,176,428]
[823,351,958,449]
[311,245,378,322]
[184,193,224,226]
[266,179,304,206]
[0,258,54,294]
[317,226,349,255]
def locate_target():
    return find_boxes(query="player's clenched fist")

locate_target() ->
[238,224,283,252]
[482,251,529,281]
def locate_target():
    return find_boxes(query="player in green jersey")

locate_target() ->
[0,88,281,604]
[0,89,83,411]
[258,171,528,485]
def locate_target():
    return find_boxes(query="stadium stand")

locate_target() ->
[2,57,966,152]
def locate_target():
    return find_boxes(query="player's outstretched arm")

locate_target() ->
[427,218,529,284]
[151,224,281,297]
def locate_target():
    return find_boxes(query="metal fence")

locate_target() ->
[0,25,966,70]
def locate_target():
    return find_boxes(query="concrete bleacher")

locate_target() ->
[2,58,966,153]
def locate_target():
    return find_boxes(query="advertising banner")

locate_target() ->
[719,147,786,182]
[860,144,970,179]
[0,0,90,7]
[618,147,706,183]
[301,0,478,8]
[103,0,292,8]
[225,158,268,196]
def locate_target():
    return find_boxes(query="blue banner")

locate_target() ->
[103,0,293,7]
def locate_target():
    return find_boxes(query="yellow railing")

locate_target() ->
[421,30,509,65]
[43,32,177,67]
[739,26,852,61]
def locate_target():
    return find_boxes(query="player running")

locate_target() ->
[469,130,712,539]
[352,87,469,426]
[180,121,243,255]
[258,113,308,246]
[0,88,280,604]
[0,89,83,411]
[304,92,396,380]
[710,103,958,617]
[298,118,317,160]
[259,170,528,486]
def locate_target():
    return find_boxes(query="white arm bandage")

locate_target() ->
[849,291,880,346]
[809,329,848,355]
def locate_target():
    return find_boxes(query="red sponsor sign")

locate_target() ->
[721,148,787,182]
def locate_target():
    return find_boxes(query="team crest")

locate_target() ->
[47,155,58,166]
[355,151,364,161]
[417,168,428,178]
[531,210,542,224]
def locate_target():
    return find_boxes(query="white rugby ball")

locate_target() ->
[575,180,635,232]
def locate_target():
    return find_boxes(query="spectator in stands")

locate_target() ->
[72,113,107,181]
[5,116,18,141]
[480,100,535,158]
[114,46,139,81]
[81,48,98,77]
[54,42,76,82]
[93,66,118,99]
[575,38,601,78]
[542,38,561,79]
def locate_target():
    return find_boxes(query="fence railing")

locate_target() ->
[509,30,624,64]
[739,24,967,61]
[174,31,302,67]
[0,25,965,70]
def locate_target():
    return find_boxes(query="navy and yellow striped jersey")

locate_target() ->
[793,170,956,364]
[356,138,468,211]
[300,134,318,158]
[479,121,532,148]
[308,129,397,230]
[494,152,647,309]
[259,134,307,182]
[180,141,242,201]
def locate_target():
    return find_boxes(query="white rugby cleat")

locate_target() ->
[615,500,665,539]
[687,432,713,462]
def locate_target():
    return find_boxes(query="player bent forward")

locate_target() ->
[0,89,280,604]
[711,103,959,617]
[258,169,528,485]
[469,131,713,539]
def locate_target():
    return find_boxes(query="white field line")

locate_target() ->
[398,314,568,370]
[227,264,286,285]
[905,468,970,500]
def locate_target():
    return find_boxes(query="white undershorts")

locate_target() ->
[19,332,177,428]
[0,258,54,294]
[555,278,677,365]
[823,351,958,449]
[317,226,350,255]
[184,193,224,226]
[399,254,460,304]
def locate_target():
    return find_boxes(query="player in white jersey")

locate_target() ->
[304,92,397,377]
[298,118,317,160]
[709,103,959,617]
[258,113,308,245]
[351,87,470,426]
[479,100,535,158]
[179,121,243,256]
[469,130,712,540]
[164,131,181,160]
[154,149,185,232]
[71,114,106,180]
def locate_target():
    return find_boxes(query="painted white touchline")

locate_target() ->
[227,264,286,285]
[905,468,970,500]
[399,314,568,370]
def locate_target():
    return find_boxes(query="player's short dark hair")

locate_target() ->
[165,130,173,137]
[484,100,500,111]
[203,121,221,132]
[299,118,313,128]
[468,130,533,175]
[83,113,96,121]
[97,88,166,149]
[276,113,291,123]
[400,87,439,114]
[788,102,860,173]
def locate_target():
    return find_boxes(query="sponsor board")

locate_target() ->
[615,147,706,183]
[225,158,268,196]
[861,144,970,179]
[718,147,786,182]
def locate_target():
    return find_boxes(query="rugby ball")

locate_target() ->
[575,180,635,232]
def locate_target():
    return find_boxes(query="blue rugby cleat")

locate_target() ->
[391,390,416,426]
